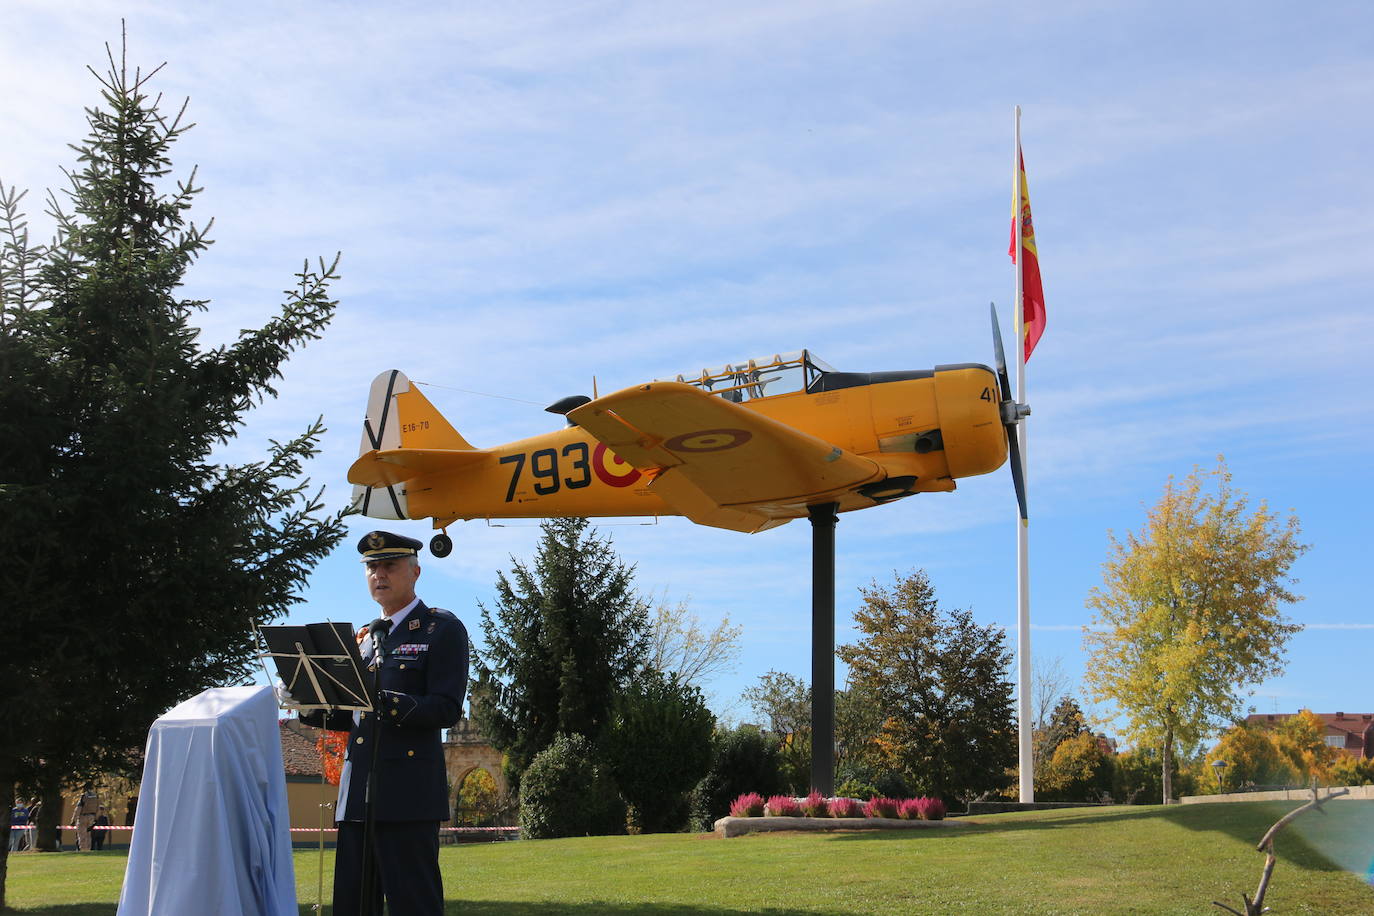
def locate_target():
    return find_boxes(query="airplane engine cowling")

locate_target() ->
[931,363,1008,480]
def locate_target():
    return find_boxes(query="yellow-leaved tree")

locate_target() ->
[1202,723,1298,792]
[455,768,503,827]
[1083,459,1305,803]
[1273,709,1339,783]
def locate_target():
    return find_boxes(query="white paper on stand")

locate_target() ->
[118,685,296,916]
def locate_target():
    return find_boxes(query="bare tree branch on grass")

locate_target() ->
[1212,782,1351,916]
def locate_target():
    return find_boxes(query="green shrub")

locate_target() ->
[604,671,715,833]
[777,728,813,795]
[1111,746,1200,804]
[874,769,913,800]
[835,759,908,800]
[1112,748,1161,804]
[835,777,880,801]
[518,733,626,839]
[689,725,784,831]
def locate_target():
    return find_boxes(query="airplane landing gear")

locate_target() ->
[429,532,453,558]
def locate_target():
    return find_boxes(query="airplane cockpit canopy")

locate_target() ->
[658,350,836,403]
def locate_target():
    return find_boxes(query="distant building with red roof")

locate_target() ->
[279,718,325,778]
[1245,712,1374,759]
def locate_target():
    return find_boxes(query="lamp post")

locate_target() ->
[1211,759,1228,794]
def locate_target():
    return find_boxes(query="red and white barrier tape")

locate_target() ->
[283,826,516,834]
[11,825,516,835]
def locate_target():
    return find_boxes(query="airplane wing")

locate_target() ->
[568,381,882,533]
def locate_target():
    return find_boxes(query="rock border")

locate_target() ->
[713,815,976,838]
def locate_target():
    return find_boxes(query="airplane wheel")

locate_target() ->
[429,533,453,558]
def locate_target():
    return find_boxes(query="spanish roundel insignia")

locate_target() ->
[592,443,642,488]
[664,428,753,453]
[409,619,421,631]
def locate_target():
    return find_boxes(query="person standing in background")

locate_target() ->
[71,787,99,851]
[8,801,28,851]
[91,806,110,851]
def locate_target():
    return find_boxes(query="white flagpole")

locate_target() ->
[1013,105,1034,804]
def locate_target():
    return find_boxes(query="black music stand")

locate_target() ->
[260,622,371,713]
[259,622,378,913]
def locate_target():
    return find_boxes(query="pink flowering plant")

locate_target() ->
[799,791,829,817]
[863,797,900,819]
[915,797,947,820]
[827,797,862,818]
[765,795,801,817]
[729,792,765,817]
[897,798,923,820]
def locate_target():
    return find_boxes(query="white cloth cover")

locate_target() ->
[118,685,297,916]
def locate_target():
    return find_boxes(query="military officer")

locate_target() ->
[299,530,469,916]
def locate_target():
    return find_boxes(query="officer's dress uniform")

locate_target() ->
[302,598,468,916]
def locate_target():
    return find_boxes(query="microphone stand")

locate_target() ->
[358,619,392,916]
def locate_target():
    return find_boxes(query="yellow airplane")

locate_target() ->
[348,305,1028,557]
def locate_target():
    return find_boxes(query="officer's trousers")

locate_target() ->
[334,820,443,916]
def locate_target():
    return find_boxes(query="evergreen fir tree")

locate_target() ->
[470,517,648,791]
[0,40,345,895]
[837,569,1016,803]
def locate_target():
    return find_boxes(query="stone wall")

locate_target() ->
[1181,784,1374,804]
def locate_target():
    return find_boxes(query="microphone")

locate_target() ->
[367,617,393,660]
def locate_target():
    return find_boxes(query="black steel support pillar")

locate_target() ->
[808,502,838,797]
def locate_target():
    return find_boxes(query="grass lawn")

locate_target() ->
[6,802,1374,914]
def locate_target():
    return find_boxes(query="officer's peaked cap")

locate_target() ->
[357,530,424,562]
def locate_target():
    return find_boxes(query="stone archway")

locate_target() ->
[444,718,509,823]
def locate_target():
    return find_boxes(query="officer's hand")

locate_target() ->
[379,689,418,722]
[274,679,302,710]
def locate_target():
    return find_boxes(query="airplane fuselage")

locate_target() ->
[396,364,1006,529]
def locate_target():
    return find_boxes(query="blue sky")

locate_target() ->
[6,1,1372,737]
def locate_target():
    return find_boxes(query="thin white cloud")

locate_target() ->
[1301,624,1374,631]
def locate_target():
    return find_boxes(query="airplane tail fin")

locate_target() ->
[360,369,473,452]
[350,370,474,519]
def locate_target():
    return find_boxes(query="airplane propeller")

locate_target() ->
[990,302,1030,521]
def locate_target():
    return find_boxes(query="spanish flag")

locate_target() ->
[1009,148,1046,361]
